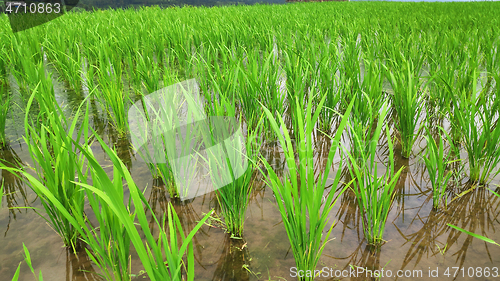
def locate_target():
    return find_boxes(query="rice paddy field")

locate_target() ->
[1,1,500,280]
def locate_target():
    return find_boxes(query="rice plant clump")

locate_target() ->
[7,86,90,252]
[386,60,424,158]
[75,134,212,281]
[212,117,263,237]
[445,72,500,184]
[346,103,404,246]
[422,128,456,209]
[260,94,353,281]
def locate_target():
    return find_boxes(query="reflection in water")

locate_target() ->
[398,208,449,269]
[0,145,31,237]
[259,140,286,180]
[392,154,414,223]
[445,184,500,268]
[65,243,100,281]
[325,241,383,281]
[110,135,134,171]
[212,235,251,281]
[398,183,500,270]
[335,182,363,243]
[351,245,383,281]
[147,181,169,234]
[171,197,213,266]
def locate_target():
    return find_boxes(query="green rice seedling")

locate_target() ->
[9,37,45,96]
[6,132,132,281]
[71,149,134,281]
[1,87,90,252]
[422,128,457,210]
[0,90,10,148]
[385,60,424,158]
[124,51,140,92]
[438,56,482,145]
[346,103,404,246]
[129,101,175,195]
[209,116,263,237]
[282,51,314,138]
[96,56,129,137]
[340,32,362,99]
[11,124,212,280]
[44,40,84,94]
[75,133,212,281]
[233,56,261,129]
[385,32,427,79]
[259,93,354,281]
[238,48,286,134]
[315,44,341,132]
[153,132,178,198]
[82,59,98,99]
[359,59,386,120]
[130,79,209,199]
[489,70,500,119]
[137,51,162,94]
[347,94,378,168]
[444,72,500,184]
[11,244,44,281]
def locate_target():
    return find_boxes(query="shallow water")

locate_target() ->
[1,63,500,281]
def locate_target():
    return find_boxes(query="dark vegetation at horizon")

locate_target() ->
[76,0,285,9]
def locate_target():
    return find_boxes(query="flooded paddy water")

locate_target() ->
[0,61,499,281]
[2,3,500,278]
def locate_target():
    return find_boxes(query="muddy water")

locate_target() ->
[1,70,500,281]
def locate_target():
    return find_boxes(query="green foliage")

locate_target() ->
[1,86,91,252]
[11,244,44,281]
[212,117,263,237]
[346,103,404,246]
[444,71,500,184]
[75,133,213,281]
[0,178,3,210]
[0,90,9,148]
[259,94,353,281]
[385,60,424,158]
[2,2,500,280]
[422,128,456,209]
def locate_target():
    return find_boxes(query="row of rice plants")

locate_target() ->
[385,59,424,159]
[20,85,89,252]
[444,72,500,185]
[259,93,353,281]
[347,103,403,246]
[1,3,500,280]
[422,128,456,210]
[6,3,496,142]
[2,87,212,280]
[44,39,85,95]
